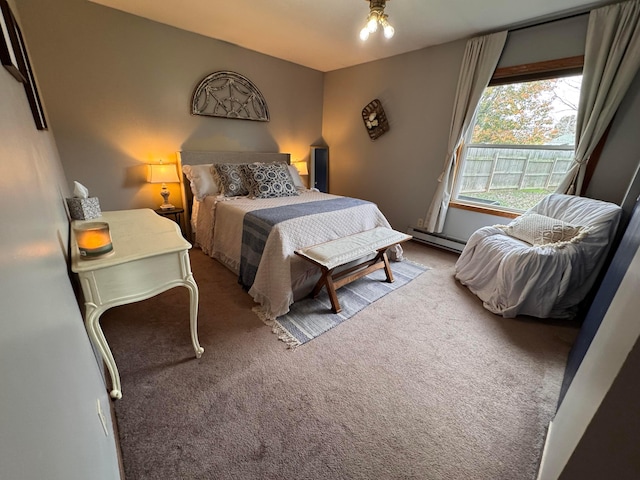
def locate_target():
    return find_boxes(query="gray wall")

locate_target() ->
[15,0,324,213]
[323,13,640,232]
[537,236,640,479]
[0,2,120,478]
[561,340,640,479]
[323,39,466,230]
[586,70,640,207]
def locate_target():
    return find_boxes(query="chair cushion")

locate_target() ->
[296,227,411,270]
[501,213,585,246]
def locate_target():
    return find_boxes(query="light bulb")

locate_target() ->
[367,15,378,33]
[359,27,370,41]
[383,23,395,39]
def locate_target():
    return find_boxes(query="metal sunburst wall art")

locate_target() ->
[362,98,389,140]
[191,71,270,122]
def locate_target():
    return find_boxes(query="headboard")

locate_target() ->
[177,151,291,240]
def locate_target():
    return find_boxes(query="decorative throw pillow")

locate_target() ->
[502,213,585,246]
[211,163,249,197]
[182,164,219,201]
[243,162,299,199]
[287,164,306,190]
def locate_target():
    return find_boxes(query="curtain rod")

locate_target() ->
[493,0,621,34]
[509,10,588,32]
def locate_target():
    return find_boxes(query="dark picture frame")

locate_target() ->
[361,99,390,140]
[11,11,47,130]
[0,0,25,82]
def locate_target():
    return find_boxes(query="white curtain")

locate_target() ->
[557,0,640,195]
[424,31,507,233]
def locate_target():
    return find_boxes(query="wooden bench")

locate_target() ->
[294,227,412,313]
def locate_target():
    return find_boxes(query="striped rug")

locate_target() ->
[268,260,428,348]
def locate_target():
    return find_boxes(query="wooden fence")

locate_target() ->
[459,145,574,193]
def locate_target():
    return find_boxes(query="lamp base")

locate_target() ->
[159,185,174,210]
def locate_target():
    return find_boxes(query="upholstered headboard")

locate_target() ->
[177,151,291,240]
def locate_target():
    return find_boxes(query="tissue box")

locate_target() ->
[66,197,101,220]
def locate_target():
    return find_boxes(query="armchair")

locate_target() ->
[455,194,622,319]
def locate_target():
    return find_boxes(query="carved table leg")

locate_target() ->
[85,304,122,400]
[184,275,204,359]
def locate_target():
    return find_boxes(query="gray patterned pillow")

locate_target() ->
[243,162,299,199]
[211,163,249,197]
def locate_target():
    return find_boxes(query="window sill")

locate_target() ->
[450,201,520,219]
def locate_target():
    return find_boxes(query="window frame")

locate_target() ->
[450,56,584,218]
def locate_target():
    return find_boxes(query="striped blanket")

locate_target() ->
[239,197,371,289]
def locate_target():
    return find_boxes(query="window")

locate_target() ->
[452,58,583,215]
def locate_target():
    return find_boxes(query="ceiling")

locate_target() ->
[89,0,609,72]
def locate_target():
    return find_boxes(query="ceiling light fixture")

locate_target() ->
[359,0,395,41]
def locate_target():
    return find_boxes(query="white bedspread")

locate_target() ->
[194,191,401,318]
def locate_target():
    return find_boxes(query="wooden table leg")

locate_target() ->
[325,274,342,313]
[381,250,394,283]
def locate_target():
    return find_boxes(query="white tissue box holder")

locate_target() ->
[66,197,102,220]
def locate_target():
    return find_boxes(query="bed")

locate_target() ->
[177,151,402,320]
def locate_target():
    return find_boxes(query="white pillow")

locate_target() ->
[287,164,306,190]
[502,213,585,246]
[182,164,219,201]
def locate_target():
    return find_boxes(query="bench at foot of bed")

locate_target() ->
[294,227,412,313]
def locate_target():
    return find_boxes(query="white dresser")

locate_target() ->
[71,209,204,399]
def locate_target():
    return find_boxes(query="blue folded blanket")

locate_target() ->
[239,197,371,289]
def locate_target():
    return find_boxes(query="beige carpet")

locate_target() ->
[102,241,579,480]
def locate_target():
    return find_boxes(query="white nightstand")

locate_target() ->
[71,209,204,399]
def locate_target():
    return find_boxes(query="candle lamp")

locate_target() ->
[74,222,113,259]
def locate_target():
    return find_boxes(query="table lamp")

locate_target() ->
[148,162,180,210]
[293,161,309,176]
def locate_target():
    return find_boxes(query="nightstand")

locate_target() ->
[155,207,183,223]
[155,207,184,235]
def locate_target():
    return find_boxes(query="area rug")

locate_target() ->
[260,260,428,348]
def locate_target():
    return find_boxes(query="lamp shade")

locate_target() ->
[294,161,309,176]
[148,163,179,184]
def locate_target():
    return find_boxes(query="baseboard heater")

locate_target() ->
[407,227,466,253]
